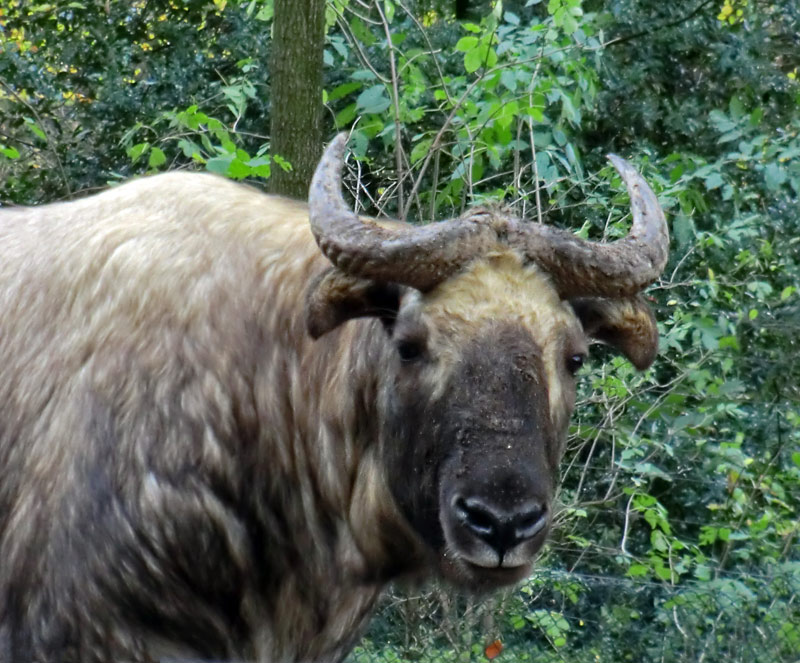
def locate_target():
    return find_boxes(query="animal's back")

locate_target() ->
[0,172,322,661]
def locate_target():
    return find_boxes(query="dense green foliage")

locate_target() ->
[0,0,274,201]
[1,0,798,661]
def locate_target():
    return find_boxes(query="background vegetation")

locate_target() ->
[1,0,798,661]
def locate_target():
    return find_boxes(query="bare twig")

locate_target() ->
[395,0,454,106]
[373,0,406,217]
[619,484,635,556]
[604,0,718,49]
[401,42,589,220]
[333,10,390,84]
[526,61,544,226]
[0,78,71,198]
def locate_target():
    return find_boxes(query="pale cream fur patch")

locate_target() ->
[409,251,587,431]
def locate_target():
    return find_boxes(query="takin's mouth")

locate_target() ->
[439,552,535,590]
[464,559,534,585]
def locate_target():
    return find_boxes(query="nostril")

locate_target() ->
[513,504,548,540]
[454,496,497,539]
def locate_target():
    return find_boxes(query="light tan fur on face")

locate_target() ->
[404,251,587,433]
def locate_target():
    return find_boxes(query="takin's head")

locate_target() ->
[304,134,668,590]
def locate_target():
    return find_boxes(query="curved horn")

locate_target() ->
[310,135,668,298]
[308,133,495,292]
[509,154,669,299]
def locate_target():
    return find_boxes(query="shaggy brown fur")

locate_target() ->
[0,171,662,662]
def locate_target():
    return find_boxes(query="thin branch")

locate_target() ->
[395,0,455,106]
[620,491,635,556]
[401,42,587,220]
[0,78,72,198]
[605,0,718,48]
[526,59,544,226]
[374,0,405,218]
[333,11,390,84]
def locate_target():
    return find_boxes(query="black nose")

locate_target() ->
[453,496,548,555]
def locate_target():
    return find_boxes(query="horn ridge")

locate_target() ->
[510,154,669,299]
[309,135,668,298]
[308,133,495,292]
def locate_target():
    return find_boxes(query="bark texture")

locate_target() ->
[269,0,325,199]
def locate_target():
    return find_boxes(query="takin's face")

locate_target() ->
[307,133,667,592]
[306,247,658,590]
[380,252,586,588]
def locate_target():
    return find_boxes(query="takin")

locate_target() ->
[0,133,668,662]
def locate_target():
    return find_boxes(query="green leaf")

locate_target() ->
[328,81,362,102]
[335,103,358,127]
[455,36,479,52]
[709,109,737,133]
[718,336,740,351]
[627,564,649,577]
[273,155,293,172]
[348,16,375,46]
[206,154,234,175]
[127,142,149,163]
[0,145,20,159]
[700,526,718,545]
[654,565,673,581]
[509,614,526,630]
[147,147,166,168]
[383,0,395,23]
[24,118,47,142]
[347,131,368,159]
[410,138,433,165]
[651,530,669,552]
[219,134,236,154]
[226,158,251,179]
[246,161,271,178]
[178,139,203,160]
[694,565,712,581]
[464,48,483,74]
[351,69,377,82]
[501,69,517,92]
[729,95,746,119]
[764,162,787,190]
[703,172,725,190]
[356,85,391,114]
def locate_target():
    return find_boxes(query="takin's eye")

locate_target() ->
[565,353,586,376]
[396,338,426,363]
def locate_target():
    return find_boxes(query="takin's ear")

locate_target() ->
[569,295,660,370]
[304,267,402,339]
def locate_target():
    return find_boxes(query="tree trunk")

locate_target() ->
[269,0,325,199]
